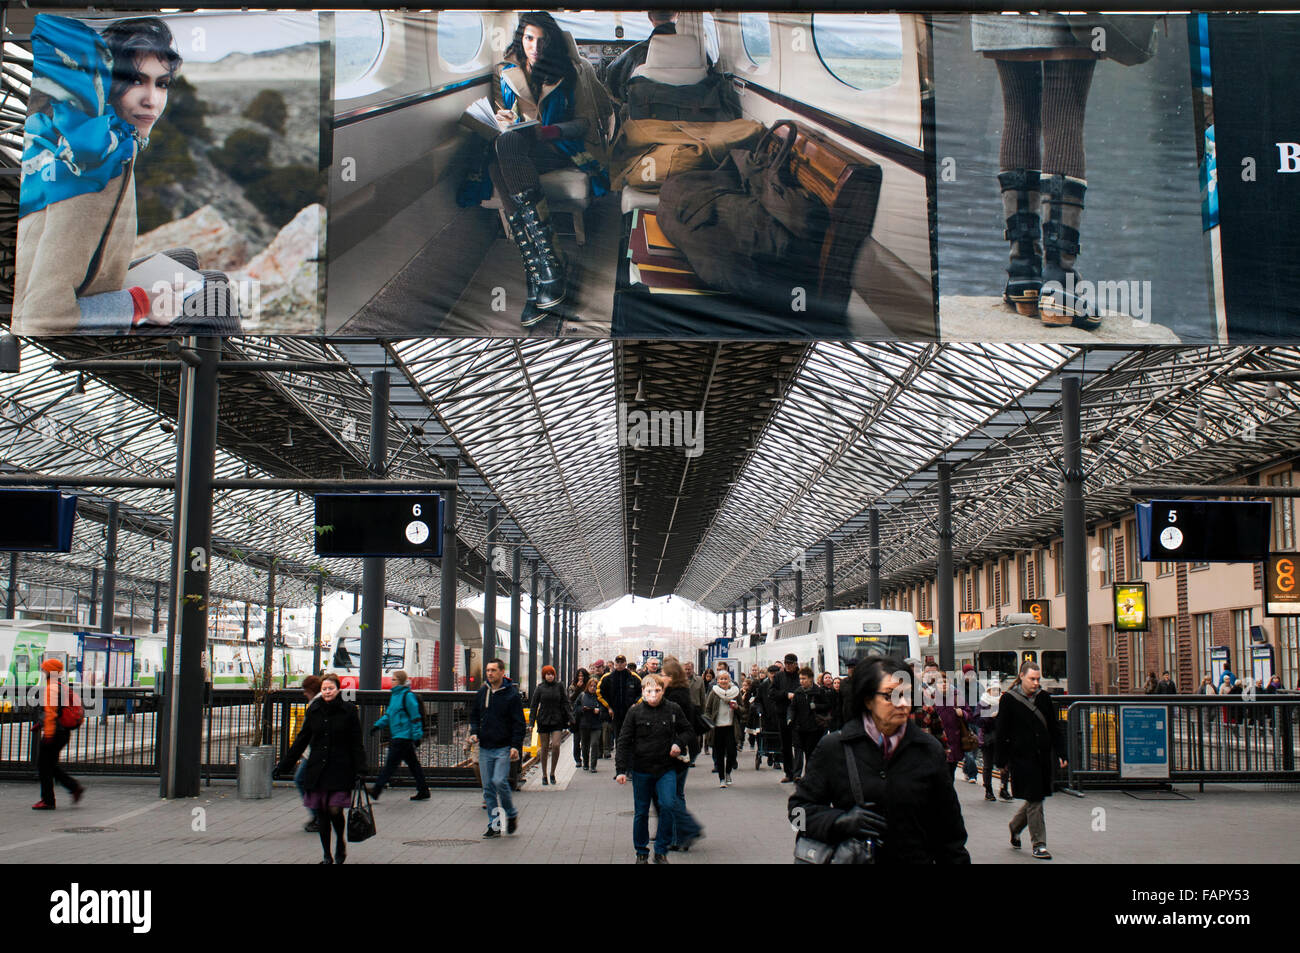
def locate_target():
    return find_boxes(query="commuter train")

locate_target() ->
[919,613,1069,693]
[330,607,532,693]
[726,609,922,679]
[329,10,932,338]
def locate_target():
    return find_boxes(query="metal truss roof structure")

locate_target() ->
[5,338,1300,626]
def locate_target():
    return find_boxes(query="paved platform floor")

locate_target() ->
[2,753,1297,863]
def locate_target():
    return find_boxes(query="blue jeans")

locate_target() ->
[962,749,978,780]
[480,746,517,826]
[631,770,681,857]
[658,764,700,847]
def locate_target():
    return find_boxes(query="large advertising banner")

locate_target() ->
[931,13,1215,343]
[13,11,327,336]
[326,10,934,338]
[6,10,1299,342]
[1208,14,1300,341]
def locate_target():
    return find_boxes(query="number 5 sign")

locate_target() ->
[1265,553,1300,616]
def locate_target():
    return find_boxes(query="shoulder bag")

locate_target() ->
[1069,16,1160,66]
[793,732,876,864]
[346,778,377,843]
[957,711,979,752]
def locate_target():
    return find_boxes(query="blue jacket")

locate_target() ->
[373,684,423,741]
[470,678,527,751]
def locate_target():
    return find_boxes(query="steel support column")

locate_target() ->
[89,568,98,628]
[542,579,552,668]
[263,557,276,692]
[483,506,498,662]
[438,458,458,692]
[6,553,17,619]
[160,338,219,800]
[742,596,749,635]
[772,580,780,628]
[313,573,324,676]
[360,369,389,692]
[869,508,881,609]
[528,560,539,693]
[824,540,835,611]
[152,580,161,633]
[937,463,955,672]
[1062,376,1090,695]
[510,546,522,688]
[100,500,119,633]
[795,570,803,618]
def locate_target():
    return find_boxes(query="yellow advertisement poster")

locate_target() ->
[1114,583,1149,632]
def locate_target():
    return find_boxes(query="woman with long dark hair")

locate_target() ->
[488,12,609,325]
[568,666,590,767]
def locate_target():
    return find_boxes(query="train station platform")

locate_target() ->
[2,756,1297,864]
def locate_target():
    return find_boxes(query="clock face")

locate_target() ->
[1160,526,1184,551]
[404,520,430,545]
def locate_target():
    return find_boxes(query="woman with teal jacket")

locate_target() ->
[369,670,431,802]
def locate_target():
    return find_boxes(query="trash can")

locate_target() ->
[237,744,274,799]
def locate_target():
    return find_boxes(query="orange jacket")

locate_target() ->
[41,675,61,739]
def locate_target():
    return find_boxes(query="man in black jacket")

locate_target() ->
[598,655,642,756]
[469,659,526,839]
[1155,671,1178,694]
[995,661,1066,859]
[789,658,969,864]
[769,653,802,782]
[616,673,699,863]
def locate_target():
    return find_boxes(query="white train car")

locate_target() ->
[331,607,532,693]
[727,609,921,679]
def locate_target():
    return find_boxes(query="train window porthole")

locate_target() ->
[437,11,483,72]
[739,13,771,70]
[812,13,903,92]
[334,11,386,88]
[702,13,720,64]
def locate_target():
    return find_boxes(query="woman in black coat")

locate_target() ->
[788,658,970,864]
[277,673,366,864]
[531,665,571,786]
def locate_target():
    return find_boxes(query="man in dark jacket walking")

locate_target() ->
[470,659,526,838]
[597,655,642,757]
[616,673,699,863]
[995,661,1066,859]
[768,654,801,781]
[1155,671,1178,694]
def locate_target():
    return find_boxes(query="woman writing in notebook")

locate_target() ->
[489,12,610,326]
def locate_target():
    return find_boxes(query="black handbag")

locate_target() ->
[346,778,377,843]
[1070,16,1159,66]
[793,733,877,864]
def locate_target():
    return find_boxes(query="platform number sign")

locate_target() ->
[1135,500,1271,562]
[314,494,443,558]
[1264,553,1300,616]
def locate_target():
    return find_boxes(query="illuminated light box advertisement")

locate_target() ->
[1021,599,1051,626]
[959,611,982,632]
[13,10,327,336]
[916,619,934,639]
[1264,553,1300,617]
[1114,582,1149,633]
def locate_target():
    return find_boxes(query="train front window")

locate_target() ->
[1041,651,1067,682]
[812,13,903,92]
[838,635,910,672]
[977,651,1019,682]
[332,637,404,669]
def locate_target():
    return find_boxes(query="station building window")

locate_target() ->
[1124,520,1142,580]
[1157,560,1176,576]
[1280,617,1300,690]
[1053,541,1064,595]
[811,13,903,92]
[1160,617,1177,681]
[739,12,771,69]
[1000,557,1011,605]
[1195,613,1213,682]
[1269,470,1295,551]
[1232,608,1253,677]
[1098,527,1114,587]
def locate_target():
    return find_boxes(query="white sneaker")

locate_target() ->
[719,780,727,789]
[966,777,978,784]
[725,776,733,786]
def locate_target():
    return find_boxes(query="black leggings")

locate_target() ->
[994,59,1096,178]
[712,722,738,777]
[489,128,571,213]
[315,805,346,859]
